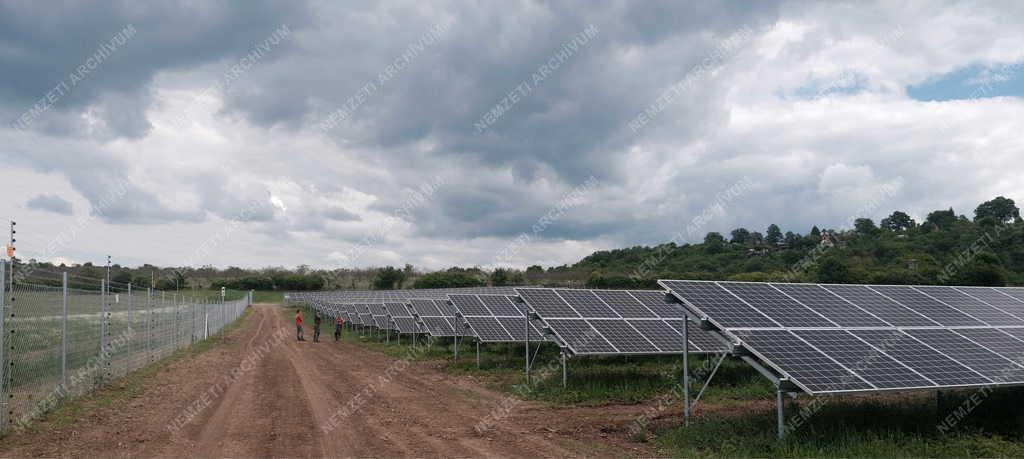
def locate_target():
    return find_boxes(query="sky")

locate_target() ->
[2,1,1023,271]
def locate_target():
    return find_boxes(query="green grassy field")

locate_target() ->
[312,304,1024,458]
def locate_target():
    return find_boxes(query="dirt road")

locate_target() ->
[0,304,657,458]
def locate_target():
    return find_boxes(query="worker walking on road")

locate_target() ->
[295,309,305,341]
[334,316,344,342]
[313,312,322,343]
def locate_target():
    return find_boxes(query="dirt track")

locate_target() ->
[0,304,659,458]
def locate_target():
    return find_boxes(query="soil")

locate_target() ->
[0,304,667,458]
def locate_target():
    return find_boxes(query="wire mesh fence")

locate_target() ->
[0,260,251,432]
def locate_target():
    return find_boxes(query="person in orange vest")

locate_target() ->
[295,309,305,341]
[334,315,344,342]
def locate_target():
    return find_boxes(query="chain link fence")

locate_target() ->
[0,260,251,432]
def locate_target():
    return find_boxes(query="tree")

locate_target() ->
[750,231,764,247]
[765,224,783,246]
[853,218,879,235]
[926,208,957,229]
[783,231,800,247]
[880,211,915,232]
[948,253,1008,286]
[730,228,751,244]
[526,265,544,274]
[815,258,851,283]
[704,232,726,254]
[974,196,1021,224]
[372,266,405,290]
[171,270,188,290]
[490,268,510,286]
[413,272,485,289]
[704,232,726,245]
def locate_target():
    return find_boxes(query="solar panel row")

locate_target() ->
[660,280,1024,330]
[659,280,1024,395]
[448,294,551,343]
[514,288,729,355]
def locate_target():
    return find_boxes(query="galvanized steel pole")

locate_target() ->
[61,272,68,388]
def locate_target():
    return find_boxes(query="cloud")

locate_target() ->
[2,1,1024,270]
[25,194,73,216]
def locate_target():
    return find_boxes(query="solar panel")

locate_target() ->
[628,320,689,351]
[869,286,983,326]
[588,320,659,353]
[998,327,1024,343]
[516,287,730,355]
[435,299,458,316]
[914,286,1024,326]
[903,328,1024,382]
[478,295,521,316]
[820,284,938,327]
[391,317,421,334]
[955,287,1024,320]
[544,319,617,354]
[629,291,686,317]
[665,319,728,352]
[409,299,442,316]
[516,288,580,317]
[449,295,492,316]
[793,329,934,390]
[594,290,657,318]
[420,317,457,336]
[659,280,777,328]
[771,283,887,327]
[719,282,835,328]
[953,328,1024,371]
[554,290,619,318]
[496,317,546,342]
[995,287,1024,304]
[851,329,991,387]
[733,329,873,394]
[464,317,514,342]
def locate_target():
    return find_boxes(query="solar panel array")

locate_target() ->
[384,302,420,334]
[660,280,1024,395]
[515,288,729,356]
[408,298,459,337]
[448,294,551,343]
[289,286,522,303]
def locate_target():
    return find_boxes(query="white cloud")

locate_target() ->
[2,1,1024,270]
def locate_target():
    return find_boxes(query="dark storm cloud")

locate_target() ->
[0,0,311,136]
[25,194,73,216]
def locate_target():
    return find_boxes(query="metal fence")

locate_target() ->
[0,260,251,432]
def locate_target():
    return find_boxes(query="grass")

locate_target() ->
[657,390,1024,457]
[0,306,253,438]
[253,291,285,303]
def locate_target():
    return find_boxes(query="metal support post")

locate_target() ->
[126,283,133,366]
[61,272,68,388]
[777,387,785,440]
[524,309,530,384]
[0,261,6,430]
[683,316,690,426]
[561,352,567,388]
[476,341,481,369]
[100,279,107,382]
[147,288,153,363]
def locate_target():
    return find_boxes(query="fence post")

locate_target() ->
[147,288,153,364]
[0,260,7,430]
[61,272,68,389]
[174,297,180,351]
[100,279,107,383]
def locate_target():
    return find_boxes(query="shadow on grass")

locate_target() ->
[659,389,1024,458]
